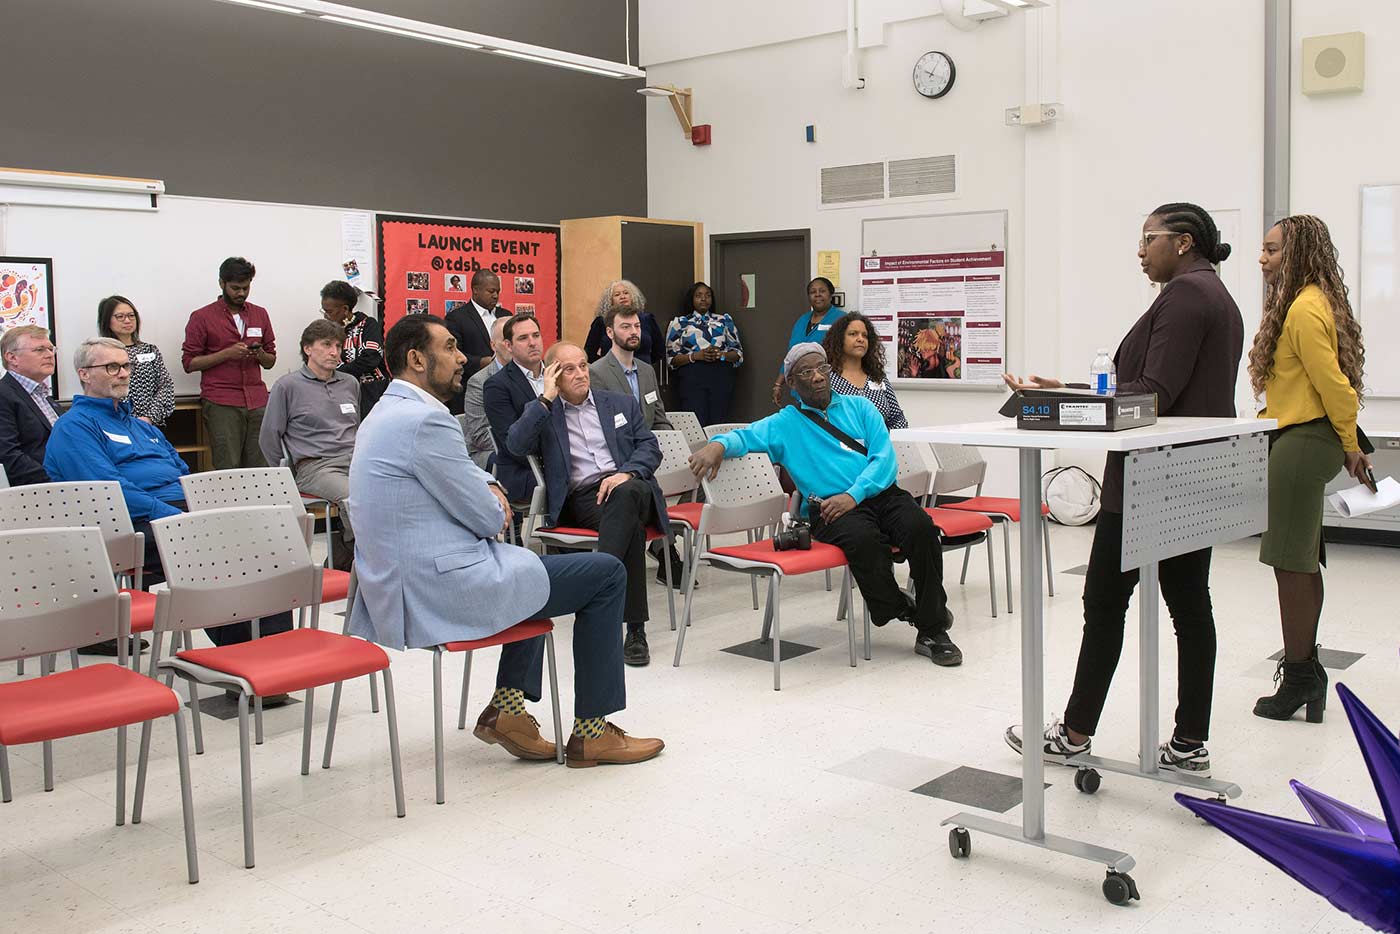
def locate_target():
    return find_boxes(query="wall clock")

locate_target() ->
[913,51,956,99]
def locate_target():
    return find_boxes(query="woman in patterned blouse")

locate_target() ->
[98,295,175,426]
[666,281,744,426]
[822,311,908,429]
[320,280,390,413]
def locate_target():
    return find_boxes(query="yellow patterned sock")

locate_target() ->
[573,716,606,739]
[491,687,526,715]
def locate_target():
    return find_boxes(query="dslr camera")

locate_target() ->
[773,507,813,551]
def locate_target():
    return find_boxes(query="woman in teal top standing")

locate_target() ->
[772,277,845,404]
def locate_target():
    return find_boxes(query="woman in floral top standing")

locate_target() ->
[666,281,744,426]
[98,295,175,425]
[320,280,390,413]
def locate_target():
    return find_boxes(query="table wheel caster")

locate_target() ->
[1074,767,1101,794]
[1102,870,1139,905]
[948,827,971,859]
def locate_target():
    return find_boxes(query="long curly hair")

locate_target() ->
[823,311,887,383]
[1248,214,1365,404]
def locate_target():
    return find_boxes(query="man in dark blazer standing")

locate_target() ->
[508,341,669,668]
[444,269,510,413]
[0,325,61,485]
[483,312,546,507]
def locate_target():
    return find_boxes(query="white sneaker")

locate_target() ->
[1005,717,1090,765]
[1157,741,1211,778]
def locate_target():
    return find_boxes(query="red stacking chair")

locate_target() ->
[673,452,857,690]
[132,505,405,870]
[0,526,199,884]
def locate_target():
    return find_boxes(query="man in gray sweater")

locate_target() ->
[260,318,361,570]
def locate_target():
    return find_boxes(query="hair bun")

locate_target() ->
[1212,242,1233,263]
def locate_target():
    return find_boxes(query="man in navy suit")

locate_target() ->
[507,341,669,667]
[0,325,61,485]
[483,313,545,508]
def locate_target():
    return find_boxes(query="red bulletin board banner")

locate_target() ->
[377,215,560,342]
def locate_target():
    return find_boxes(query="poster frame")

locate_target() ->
[0,255,59,398]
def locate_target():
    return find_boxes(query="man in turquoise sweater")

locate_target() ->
[690,343,961,666]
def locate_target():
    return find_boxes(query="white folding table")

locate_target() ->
[892,416,1274,904]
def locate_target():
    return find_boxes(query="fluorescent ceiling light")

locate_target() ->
[222,0,306,12]
[318,14,482,49]
[492,48,629,78]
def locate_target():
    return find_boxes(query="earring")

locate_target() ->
[1178,249,1185,255]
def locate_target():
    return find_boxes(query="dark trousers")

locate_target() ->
[202,400,267,470]
[135,503,294,648]
[495,552,628,719]
[812,486,950,637]
[676,362,736,427]
[1064,510,1217,741]
[558,478,656,625]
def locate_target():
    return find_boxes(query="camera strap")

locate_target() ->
[796,406,867,456]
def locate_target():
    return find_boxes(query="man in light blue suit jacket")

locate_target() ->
[348,314,663,768]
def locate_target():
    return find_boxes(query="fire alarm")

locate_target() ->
[691,124,712,146]
[1301,32,1365,95]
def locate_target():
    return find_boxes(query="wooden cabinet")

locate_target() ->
[166,397,211,473]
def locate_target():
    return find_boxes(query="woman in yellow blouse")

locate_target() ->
[1251,214,1370,724]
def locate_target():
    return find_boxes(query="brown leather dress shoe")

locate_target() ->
[564,722,664,769]
[473,705,557,760]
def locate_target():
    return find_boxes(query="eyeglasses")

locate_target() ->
[111,313,138,322]
[80,362,132,376]
[1138,230,1181,250]
[792,363,833,380]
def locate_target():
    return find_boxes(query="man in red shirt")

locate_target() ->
[182,257,279,469]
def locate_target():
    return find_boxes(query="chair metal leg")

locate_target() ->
[433,650,446,805]
[862,593,872,661]
[39,655,53,792]
[380,668,407,818]
[842,572,856,668]
[663,539,676,632]
[746,530,759,609]
[457,651,473,730]
[0,745,10,803]
[322,681,343,769]
[673,544,704,667]
[759,575,776,643]
[369,669,380,714]
[544,634,565,765]
[70,649,81,670]
[300,686,315,776]
[959,544,972,585]
[176,633,205,755]
[254,693,264,746]
[836,569,848,621]
[132,713,156,823]
[1002,520,1015,614]
[171,709,199,884]
[14,658,21,676]
[115,725,127,826]
[825,569,832,591]
[1043,518,1055,597]
[772,580,783,692]
[986,535,999,618]
[237,694,255,869]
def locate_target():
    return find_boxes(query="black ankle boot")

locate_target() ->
[1253,647,1328,723]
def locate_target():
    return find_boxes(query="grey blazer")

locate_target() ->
[462,357,503,469]
[346,381,549,649]
[589,353,672,432]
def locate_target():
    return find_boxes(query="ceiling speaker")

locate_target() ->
[1301,32,1364,96]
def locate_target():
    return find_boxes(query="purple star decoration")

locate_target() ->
[1176,684,1400,932]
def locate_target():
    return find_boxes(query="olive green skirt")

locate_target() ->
[1259,419,1344,573]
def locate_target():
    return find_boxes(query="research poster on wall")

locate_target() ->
[377,215,560,340]
[858,251,1005,386]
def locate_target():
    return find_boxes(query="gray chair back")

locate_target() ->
[669,411,707,451]
[703,422,748,439]
[653,430,699,499]
[150,505,321,634]
[179,467,313,545]
[893,442,934,501]
[929,443,987,496]
[0,481,143,578]
[0,527,127,662]
[698,452,786,536]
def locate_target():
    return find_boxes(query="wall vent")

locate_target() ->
[820,162,885,205]
[888,154,957,199]
[818,154,958,209]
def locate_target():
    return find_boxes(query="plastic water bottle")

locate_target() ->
[1090,349,1117,395]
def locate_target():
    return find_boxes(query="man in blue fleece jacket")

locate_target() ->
[689,342,961,666]
[45,337,294,662]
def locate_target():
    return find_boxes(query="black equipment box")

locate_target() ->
[999,389,1158,432]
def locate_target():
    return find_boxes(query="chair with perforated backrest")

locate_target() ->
[528,454,678,631]
[132,505,404,870]
[345,569,562,805]
[929,443,1055,613]
[673,452,859,689]
[703,422,750,440]
[0,482,157,672]
[280,440,344,570]
[669,411,707,452]
[653,430,702,594]
[0,526,199,883]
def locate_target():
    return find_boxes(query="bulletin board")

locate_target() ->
[377,215,560,342]
[861,211,1008,390]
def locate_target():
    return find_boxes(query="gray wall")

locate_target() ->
[3,0,644,223]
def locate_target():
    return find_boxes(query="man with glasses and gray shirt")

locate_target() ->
[0,325,61,485]
[260,319,360,571]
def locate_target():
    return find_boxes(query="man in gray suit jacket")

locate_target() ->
[589,303,685,588]
[348,314,663,768]
[462,316,510,469]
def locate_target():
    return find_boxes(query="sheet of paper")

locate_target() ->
[341,212,375,291]
[1327,476,1400,518]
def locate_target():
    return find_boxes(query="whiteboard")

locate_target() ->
[1360,185,1400,398]
[0,195,375,400]
[862,210,1008,391]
